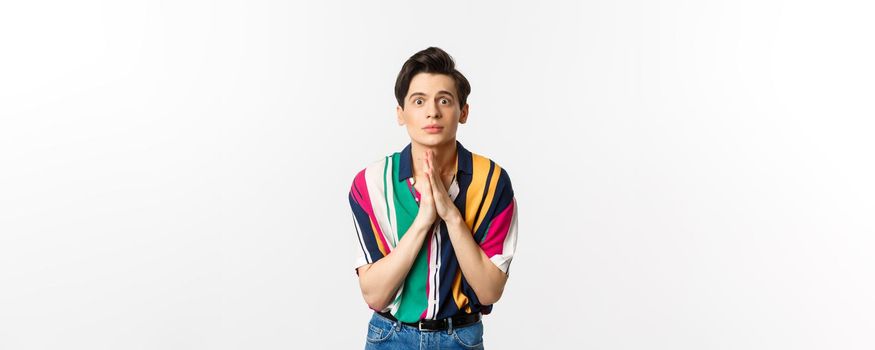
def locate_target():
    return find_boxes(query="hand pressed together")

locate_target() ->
[412,149,463,229]
[425,149,462,224]
[412,162,437,230]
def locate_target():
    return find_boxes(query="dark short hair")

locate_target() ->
[394,47,471,110]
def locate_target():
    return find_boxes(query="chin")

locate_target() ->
[411,134,454,147]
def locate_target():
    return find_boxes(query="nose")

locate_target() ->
[426,100,441,119]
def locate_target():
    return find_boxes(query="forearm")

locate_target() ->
[445,216,508,305]
[358,219,433,310]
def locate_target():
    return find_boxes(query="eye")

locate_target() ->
[414,98,424,105]
[440,98,451,105]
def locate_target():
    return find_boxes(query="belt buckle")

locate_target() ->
[418,322,425,331]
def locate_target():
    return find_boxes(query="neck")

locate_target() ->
[411,139,457,178]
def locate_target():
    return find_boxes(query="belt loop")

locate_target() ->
[447,316,454,335]
[394,318,402,332]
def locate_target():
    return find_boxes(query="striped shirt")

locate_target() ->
[349,140,518,323]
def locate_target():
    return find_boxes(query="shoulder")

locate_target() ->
[349,152,396,190]
[468,151,514,193]
[466,151,517,222]
[469,150,513,178]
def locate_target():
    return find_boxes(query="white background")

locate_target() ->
[2,1,874,349]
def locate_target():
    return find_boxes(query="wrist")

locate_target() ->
[412,218,435,233]
[444,213,464,227]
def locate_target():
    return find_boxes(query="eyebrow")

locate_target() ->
[408,90,456,100]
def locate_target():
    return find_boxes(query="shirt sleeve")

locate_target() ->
[349,170,389,276]
[477,168,519,276]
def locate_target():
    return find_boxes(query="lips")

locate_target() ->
[422,125,444,134]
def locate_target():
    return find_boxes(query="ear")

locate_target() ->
[459,103,469,124]
[396,105,404,125]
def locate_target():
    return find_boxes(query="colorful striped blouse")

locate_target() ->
[349,140,518,323]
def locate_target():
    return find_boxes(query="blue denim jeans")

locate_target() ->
[364,311,485,350]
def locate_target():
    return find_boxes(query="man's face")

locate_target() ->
[397,72,468,147]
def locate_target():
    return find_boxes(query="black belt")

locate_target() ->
[377,311,481,331]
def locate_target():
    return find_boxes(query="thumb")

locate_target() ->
[421,173,434,196]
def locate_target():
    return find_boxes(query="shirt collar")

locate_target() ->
[398,140,472,180]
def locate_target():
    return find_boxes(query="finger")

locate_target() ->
[422,166,434,193]
[427,165,437,190]
[420,158,428,182]
[430,169,446,198]
[427,149,433,174]
[428,155,438,187]
[424,176,435,197]
[424,150,430,175]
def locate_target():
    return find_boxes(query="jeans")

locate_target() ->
[364,311,485,350]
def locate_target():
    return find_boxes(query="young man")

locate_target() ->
[348,47,519,350]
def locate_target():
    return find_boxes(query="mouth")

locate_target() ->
[422,125,444,134]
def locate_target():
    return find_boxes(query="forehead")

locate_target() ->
[407,73,457,97]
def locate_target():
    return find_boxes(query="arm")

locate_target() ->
[356,219,432,311]
[354,155,439,311]
[422,149,517,306]
[445,216,508,305]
